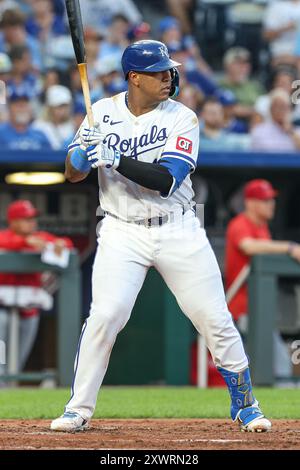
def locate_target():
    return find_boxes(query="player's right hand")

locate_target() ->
[26,235,48,251]
[79,122,104,148]
[289,243,300,263]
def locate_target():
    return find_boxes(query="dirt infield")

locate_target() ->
[0,419,299,450]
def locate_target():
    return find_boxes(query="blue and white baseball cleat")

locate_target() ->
[234,400,272,432]
[50,411,89,432]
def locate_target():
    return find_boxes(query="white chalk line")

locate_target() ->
[171,439,245,443]
[9,432,247,444]
[7,433,247,445]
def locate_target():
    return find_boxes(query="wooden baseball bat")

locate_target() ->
[65,0,94,127]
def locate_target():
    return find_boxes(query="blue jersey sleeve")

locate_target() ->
[159,157,191,198]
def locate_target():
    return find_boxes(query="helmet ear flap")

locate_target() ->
[169,67,179,98]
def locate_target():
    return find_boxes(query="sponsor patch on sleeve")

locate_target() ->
[176,136,193,154]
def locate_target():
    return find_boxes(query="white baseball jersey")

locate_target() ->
[70,91,200,221]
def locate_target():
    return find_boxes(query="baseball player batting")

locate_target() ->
[51,40,271,433]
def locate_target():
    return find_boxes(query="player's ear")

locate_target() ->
[128,71,140,87]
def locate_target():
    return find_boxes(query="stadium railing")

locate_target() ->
[248,254,300,386]
[0,251,81,386]
[1,150,300,168]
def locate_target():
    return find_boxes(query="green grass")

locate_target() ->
[0,387,299,420]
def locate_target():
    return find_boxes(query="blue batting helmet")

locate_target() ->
[121,40,180,97]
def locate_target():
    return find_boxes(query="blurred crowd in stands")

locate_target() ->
[1,0,300,154]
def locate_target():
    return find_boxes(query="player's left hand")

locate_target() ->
[87,142,121,170]
[53,239,67,256]
[79,122,104,148]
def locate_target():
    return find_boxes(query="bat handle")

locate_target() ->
[78,63,95,127]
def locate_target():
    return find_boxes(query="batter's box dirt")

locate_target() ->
[0,419,299,450]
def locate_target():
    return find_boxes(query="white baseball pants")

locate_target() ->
[66,210,248,419]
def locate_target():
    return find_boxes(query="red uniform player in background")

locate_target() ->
[0,200,73,380]
[225,179,300,380]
